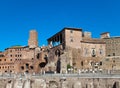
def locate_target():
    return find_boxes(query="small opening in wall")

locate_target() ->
[81,61,83,66]
[25,70,29,73]
[8,80,12,83]
[30,66,34,69]
[113,53,115,56]
[99,62,102,65]
[26,63,29,68]
[70,30,73,33]
[21,66,24,70]
[37,53,40,59]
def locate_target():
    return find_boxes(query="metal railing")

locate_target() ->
[0,72,120,79]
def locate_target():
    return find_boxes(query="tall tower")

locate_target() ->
[28,30,38,48]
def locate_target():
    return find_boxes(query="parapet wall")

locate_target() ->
[1,74,120,88]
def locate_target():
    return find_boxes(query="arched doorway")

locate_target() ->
[55,49,61,57]
[56,58,61,73]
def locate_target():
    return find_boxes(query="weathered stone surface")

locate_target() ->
[0,76,120,88]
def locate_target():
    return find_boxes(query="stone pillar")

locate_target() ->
[73,82,81,88]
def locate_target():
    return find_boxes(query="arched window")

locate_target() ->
[81,61,83,66]
[99,49,103,55]
[21,66,24,70]
[30,66,34,69]
[92,49,95,55]
[92,49,96,57]
[26,63,29,68]
[55,49,60,57]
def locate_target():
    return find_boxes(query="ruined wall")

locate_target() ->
[0,77,120,88]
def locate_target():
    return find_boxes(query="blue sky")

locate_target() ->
[0,0,120,51]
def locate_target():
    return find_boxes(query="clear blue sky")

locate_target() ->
[0,0,120,51]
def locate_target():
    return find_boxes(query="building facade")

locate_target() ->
[0,30,46,74]
[101,32,120,71]
[47,28,106,73]
[28,30,38,48]
[1,27,120,74]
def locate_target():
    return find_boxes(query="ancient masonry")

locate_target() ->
[0,27,120,74]
[0,76,120,88]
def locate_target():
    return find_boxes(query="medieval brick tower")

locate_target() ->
[28,30,38,48]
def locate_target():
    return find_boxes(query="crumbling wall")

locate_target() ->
[0,77,120,88]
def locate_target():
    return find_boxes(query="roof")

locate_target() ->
[11,45,23,48]
[100,32,110,35]
[103,36,120,39]
[47,27,82,41]
[81,39,105,44]
[5,46,29,50]
[63,27,82,31]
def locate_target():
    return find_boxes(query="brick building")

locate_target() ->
[101,32,120,71]
[1,27,120,74]
[0,30,46,74]
[47,28,106,73]
[101,32,120,56]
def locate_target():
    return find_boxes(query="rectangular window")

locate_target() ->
[70,38,73,42]
[10,50,12,52]
[81,61,83,66]
[100,62,102,65]
[113,53,115,56]
[70,36,73,42]
[70,30,73,33]
[10,55,12,57]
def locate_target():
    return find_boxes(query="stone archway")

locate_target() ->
[49,81,58,88]
[56,57,61,73]
[113,81,119,88]
[55,49,61,57]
